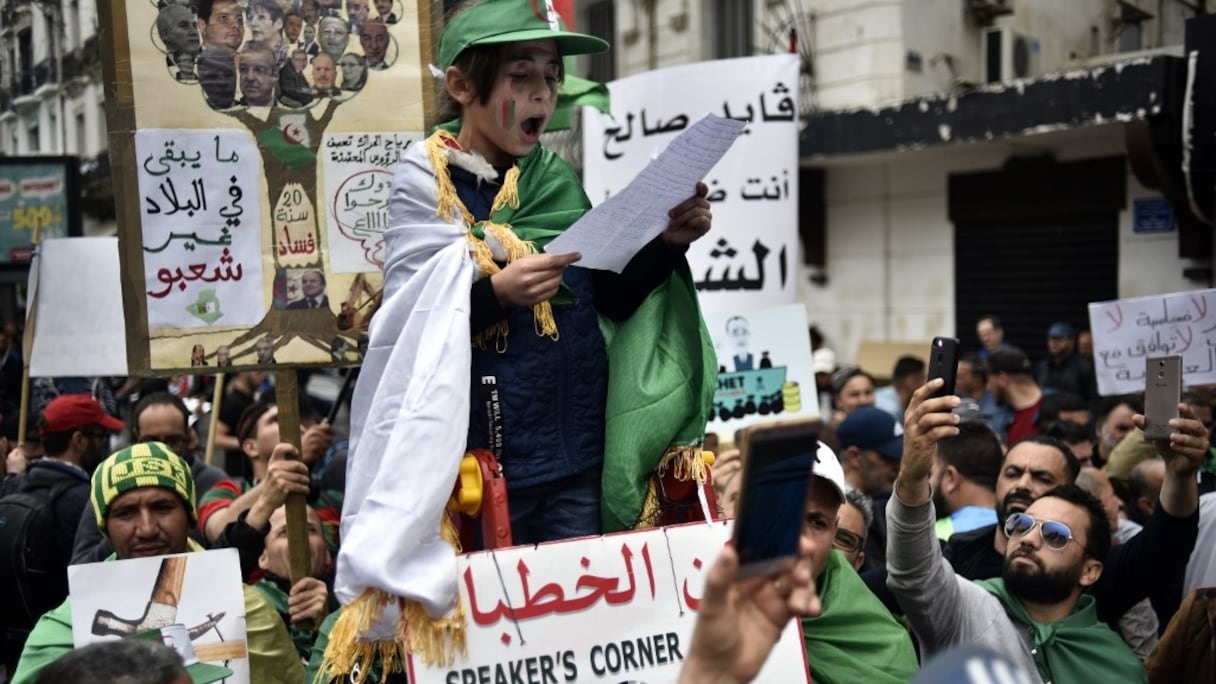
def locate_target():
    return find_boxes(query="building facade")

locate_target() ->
[576,0,1215,363]
[0,0,110,235]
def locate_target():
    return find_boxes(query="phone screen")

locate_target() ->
[731,424,817,578]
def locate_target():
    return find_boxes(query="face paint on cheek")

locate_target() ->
[500,98,515,130]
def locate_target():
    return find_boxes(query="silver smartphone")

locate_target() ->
[1143,355,1182,441]
[731,421,817,579]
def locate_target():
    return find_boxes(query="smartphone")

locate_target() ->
[1143,355,1182,440]
[731,420,818,578]
[927,337,960,398]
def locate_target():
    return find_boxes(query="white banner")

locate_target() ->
[1087,288,1216,395]
[135,129,265,331]
[582,55,801,316]
[29,237,128,377]
[321,132,420,273]
[408,522,809,684]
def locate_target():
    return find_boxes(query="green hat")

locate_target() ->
[438,0,609,70]
[91,442,197,532]
[134,624,233,684]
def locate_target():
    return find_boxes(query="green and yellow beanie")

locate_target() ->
[91,441,197,532]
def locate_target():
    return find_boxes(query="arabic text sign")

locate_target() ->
[583,54,800,315]
[136,129,265,331]
[323,132,419,273]
[69,549,250,684]
[29,237,128,377]
[408,522,809,684]
[0,160,73,264]
[1087,288,1216,395]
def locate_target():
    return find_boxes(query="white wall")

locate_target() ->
[800,124,1204,365]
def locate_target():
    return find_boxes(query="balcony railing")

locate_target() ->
[11,58,56,98]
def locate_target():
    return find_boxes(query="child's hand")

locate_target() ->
[662,182,712,248]
[491,252,581,307]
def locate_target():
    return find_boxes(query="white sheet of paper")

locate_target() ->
[29,237,129,377]
[544,114,745,272]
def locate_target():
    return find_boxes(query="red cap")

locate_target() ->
[40,394,124,435]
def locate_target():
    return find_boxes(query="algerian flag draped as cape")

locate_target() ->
[322,129,715,677]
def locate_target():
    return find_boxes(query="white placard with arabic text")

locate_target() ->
[583,55,800,316]
[322,132,420,273]
[1087,288,1216,395]
[136,129,265,331]
[68,549,250,684]
[408,522,809,684]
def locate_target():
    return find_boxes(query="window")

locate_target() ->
[75,111,87,156]
[586,0,615,82]
[48,107,57,152]
[712,0,754,58]
[68,1,82,52]
[28,123,40,152]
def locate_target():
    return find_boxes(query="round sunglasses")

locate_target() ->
[1003,512,1080,551]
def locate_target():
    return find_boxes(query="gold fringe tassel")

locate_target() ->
[314,588,403,684]
[633,445,708,530]
[402,516,468,667]
[427,130,559,348]
[315,518,467,683]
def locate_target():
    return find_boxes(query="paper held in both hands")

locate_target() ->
[544,114,746,272]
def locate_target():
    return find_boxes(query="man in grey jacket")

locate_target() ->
[886,380,1149,683]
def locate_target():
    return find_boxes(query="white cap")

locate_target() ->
[812,441,847,504]
[812,348,837,374]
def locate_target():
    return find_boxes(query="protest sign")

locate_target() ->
[28,237,128,377]
[68,549,249,683]
[1088,288,1216,395]
[582,54,800,316]
[703,304,818,436]
[408,522,809,684]
[99,2,430,372]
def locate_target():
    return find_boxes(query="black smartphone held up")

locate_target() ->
[927,336,960,398]
[1143,355,1182,441]
[731,420,818,579]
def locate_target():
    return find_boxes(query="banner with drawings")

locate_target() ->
[704,304,818,438]
[101,1,427,372]
[1087,288,1216,395]
[408,522,810,684]
[582,55,800,316]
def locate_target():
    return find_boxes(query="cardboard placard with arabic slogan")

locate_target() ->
[100,1,429,373]
[407,522,810,684]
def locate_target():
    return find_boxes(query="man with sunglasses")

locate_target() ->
[886,380,1212,681]
[798,443,917,683]
[69,392,229,564]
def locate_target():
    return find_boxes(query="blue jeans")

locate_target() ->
[505,467,602,546]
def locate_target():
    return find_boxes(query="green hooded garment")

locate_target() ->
[802,550,919,684]
[976,577,1148,683]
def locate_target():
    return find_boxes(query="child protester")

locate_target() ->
[323,0,717,677]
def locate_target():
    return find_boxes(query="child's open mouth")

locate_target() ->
[521,115,545,141]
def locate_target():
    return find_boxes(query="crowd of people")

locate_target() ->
[2,0,1214,680]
